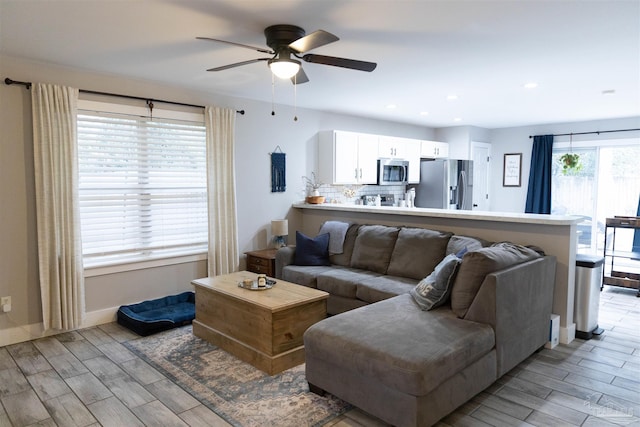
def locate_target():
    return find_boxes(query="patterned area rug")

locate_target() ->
[123,325,350,427]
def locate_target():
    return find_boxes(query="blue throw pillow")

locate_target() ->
[294,231,330,266]
[410,253,461,311]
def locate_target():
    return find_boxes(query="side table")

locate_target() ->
[245,248,278,276]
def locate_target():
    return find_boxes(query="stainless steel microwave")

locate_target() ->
[377,159,409,185]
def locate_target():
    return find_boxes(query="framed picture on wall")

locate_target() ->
[503,153,522,187]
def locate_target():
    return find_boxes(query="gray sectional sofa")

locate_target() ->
[275,222,557,427]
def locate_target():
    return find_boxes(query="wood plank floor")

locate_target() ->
[1,286,638,427]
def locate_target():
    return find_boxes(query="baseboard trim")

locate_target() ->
[0,306,119,347]
[560,323,576,344]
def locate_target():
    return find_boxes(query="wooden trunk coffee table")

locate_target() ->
[191,271,328,375]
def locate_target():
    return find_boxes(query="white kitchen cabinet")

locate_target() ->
[378,136,407,159]
[318,131,379,185]
[421,140,449,158]
[379,136,421,183]
[405,140,421,183]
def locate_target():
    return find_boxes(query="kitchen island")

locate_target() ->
[290,202,582,344]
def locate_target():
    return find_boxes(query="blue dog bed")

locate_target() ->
[117,291,195,336]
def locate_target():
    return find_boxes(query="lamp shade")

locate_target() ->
[271,219,288,237]
[268,58,301,79]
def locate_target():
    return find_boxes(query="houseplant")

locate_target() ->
[559,153,582,175]
[303,172,325,203]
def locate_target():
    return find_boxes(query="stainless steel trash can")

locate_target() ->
[574,254,605,340]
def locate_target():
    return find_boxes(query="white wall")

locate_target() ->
[0,54,434,343]
[489,117,640,213]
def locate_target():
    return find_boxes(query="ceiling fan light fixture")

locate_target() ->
[268,58,301,79]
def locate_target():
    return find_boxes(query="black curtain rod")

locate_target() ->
[529,128,639,139]
[4,78,245,115]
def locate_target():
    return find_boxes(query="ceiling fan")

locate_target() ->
[197,24,377,84]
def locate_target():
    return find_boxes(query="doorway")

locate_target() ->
[471,141,491,211]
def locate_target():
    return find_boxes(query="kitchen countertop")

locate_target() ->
[292,202,581,226]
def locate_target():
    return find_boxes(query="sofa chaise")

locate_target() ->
[275,222,557,426]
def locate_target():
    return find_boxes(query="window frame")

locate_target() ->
[77,99,208,276]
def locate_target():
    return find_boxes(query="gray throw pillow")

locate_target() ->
[387,227,453,280]
[350,225,400,274]
[410,253,461,311]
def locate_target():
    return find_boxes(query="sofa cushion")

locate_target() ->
[451,242,541,318]
[282,265,338,289]
[304,294,495,396]
[386,227,453,280]
[410,253,461,310]
[294,231,330,266]
[356,275,417,304]
[316,268,382,299]
[329,224,361,267]
[446,235,491,256]
[350,225,400,274]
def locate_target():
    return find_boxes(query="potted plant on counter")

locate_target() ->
[303,172,325,204]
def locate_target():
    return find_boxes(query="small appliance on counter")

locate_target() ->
[361,194,395,206]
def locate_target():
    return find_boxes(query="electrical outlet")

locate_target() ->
[1,296,10,313]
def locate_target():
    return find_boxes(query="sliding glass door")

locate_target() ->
[551,139,640,255]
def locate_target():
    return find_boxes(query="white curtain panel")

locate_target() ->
[205,106,239,276]
[31,83,85,331]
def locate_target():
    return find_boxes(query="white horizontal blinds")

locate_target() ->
[77,108,207,267]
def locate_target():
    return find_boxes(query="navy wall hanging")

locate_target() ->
[271,146,286,192]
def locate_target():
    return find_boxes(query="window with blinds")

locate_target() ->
[77,102,207,268]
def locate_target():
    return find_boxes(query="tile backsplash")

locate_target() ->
[314,184,407,205]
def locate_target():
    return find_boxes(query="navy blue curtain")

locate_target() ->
[525,135,554,214]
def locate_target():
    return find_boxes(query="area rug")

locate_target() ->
[123,325,350,427]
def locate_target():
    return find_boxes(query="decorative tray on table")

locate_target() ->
[237,278,276,290]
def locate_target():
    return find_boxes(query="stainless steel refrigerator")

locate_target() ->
[413,159,474,210]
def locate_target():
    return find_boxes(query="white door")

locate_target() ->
[471,141,491,211]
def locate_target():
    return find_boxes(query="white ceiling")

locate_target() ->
[1,0,639,128]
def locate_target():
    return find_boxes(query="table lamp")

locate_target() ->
[271,219,289,248]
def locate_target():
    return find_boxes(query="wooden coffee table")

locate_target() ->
[191,271,328,375]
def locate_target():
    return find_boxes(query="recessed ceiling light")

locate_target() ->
[419,111,429,116]
[453,117,462,122]
[447,95,458,101]
[602,89,616,96]
[523,82,538,89]
[386,104,397,109]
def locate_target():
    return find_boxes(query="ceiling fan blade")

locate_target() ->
[291,67,309,85]
[207,57,269,72]
[302,54,377,72]
[302,54,378,72]
[288,30,339,53]
[196,37,274,54]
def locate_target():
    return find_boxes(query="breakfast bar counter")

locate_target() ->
[290,202,582,344]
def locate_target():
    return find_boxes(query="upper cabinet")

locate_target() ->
[319,131,437,185]
[318,131,379,185]
[404,140,421,183]
[378,136,407,159]
[421,140,449,159]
